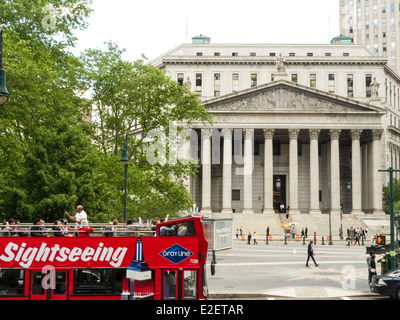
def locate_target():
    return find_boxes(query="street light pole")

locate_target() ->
[120,132,129,223]
[0,28,10,105]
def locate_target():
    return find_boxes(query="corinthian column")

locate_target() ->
[222,129,233,214]
[263,129,275,214]
[371,130,384,214]
[330,129,341,214]
[201,129,212,216]
[309,129,321,214]
[351,130,363,214]
[243,129,254,214]
[289,129,300,214]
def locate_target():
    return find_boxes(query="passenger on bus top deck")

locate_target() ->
[77,220,93,237]
[31,218,50,237]
[64,205,88,226]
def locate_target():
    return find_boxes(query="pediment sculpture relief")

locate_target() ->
[206,88,357,113]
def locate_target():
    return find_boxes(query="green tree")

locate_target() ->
[383,178,400,214]
[0,0,111,222]
[81,43,213,220]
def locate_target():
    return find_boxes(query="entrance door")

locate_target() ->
[274,174,286,212]
[162,269,197,300]
[30,269,68,300]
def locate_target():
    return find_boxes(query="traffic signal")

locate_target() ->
[376,235,386,245]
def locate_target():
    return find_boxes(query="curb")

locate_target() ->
[208,290,380,300]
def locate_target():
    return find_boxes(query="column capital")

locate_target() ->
[309,129,320,140]
[288,129,300,140]
[329,129,341,140]
[221,128,233,139]
[351,129,362,140]
[243,128,254,139]
[263,128,275,139]
[372,129,383,140]
[201,128,212,139]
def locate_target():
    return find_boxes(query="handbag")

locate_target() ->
[370,268,376,273]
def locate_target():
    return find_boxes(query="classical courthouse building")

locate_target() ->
[151,35,400,220]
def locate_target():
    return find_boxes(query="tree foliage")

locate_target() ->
[0,0,100,222]
[81,43,212,220]
[0,1,212,223]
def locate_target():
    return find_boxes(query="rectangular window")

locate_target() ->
[310,74,316,88]
[232,52,238,56]
[0,269,25,296]
[251,74,257,87]
[328,74,335,93]
[214,52,220,56]
[232,73,239,92]
[250,52,256,56]
[347,74,354,97]
[291,74,298,84]
[232,190,240,201]
[73,269,124,295]
[366,74,372,98]
[214,73,220,97]
[271,74,275,82]
[177,73,184,86]
[196,52,203,56]
[195,73,202,94]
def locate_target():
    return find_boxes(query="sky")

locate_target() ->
[72,0,341,62]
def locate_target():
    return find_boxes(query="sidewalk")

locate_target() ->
[209,286,377,300]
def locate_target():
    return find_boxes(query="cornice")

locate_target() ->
[160,56,387,67]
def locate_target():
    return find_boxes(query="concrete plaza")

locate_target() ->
[207,239,385,299]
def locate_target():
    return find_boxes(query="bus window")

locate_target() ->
[160,221,195,236]
[202,264,208,299]
[73,269,124,295]
[32,272,45,295]
[163,270,176,300]
[54,272,67,295]
[0,269,25,296]
[183,270,196,300]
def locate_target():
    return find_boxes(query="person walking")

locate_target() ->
[354,233,360,245]
[306,241,319,267]
[266,226,270,244]
[253,231,258,245]
[367,251,374,284]
[247,232,252,245]
[370,254,377,280]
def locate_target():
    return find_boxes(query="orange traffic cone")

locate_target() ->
[241,234,245,241]
[296,234,300,241]
[269,234,273,242]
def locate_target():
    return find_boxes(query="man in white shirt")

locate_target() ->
[65,205,88,226]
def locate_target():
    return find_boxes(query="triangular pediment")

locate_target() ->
[204,80,384,114]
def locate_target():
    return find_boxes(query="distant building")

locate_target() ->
[340,0,400,73]
[151,35,400,218]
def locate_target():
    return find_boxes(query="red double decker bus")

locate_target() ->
[0,216,208,300]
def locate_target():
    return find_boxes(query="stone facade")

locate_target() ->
[151,41,400,218]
